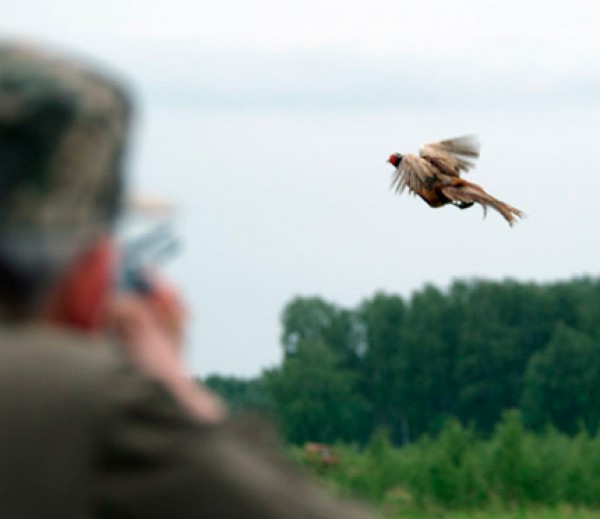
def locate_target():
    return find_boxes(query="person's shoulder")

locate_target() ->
[0,324,129,380]
[0,325,177,421]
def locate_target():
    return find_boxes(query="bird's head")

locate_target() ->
[387,153,403,167]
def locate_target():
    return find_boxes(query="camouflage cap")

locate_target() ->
[0,42,131,264]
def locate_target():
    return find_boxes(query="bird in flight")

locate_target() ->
[387,136,523,226]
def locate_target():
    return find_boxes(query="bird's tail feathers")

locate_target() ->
[442,181,523,226]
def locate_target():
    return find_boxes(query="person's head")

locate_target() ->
[0,43,132,328]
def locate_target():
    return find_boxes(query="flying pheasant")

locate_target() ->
[387,136,523,226]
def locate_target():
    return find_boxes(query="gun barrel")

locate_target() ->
[118,223,180,293]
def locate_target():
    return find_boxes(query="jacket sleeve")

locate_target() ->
[94,364,377,519]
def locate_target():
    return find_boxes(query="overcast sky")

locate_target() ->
[2,1,600,377]
[3,0,600,108]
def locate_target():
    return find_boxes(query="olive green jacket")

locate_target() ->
[0,326,375,519]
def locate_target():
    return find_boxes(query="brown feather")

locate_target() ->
[440,180,523,227]
[390,154,439,195]
[420,135,480,176]
[388,135,524,226]
[433,135,480,157]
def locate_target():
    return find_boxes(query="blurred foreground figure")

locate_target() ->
[0,43,373,519]
[388,135,523,226]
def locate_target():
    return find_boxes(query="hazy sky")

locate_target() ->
[2,1,600,377]
[3,0,599,108]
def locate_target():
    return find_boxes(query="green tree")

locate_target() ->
[265,340,371,444]
[280,296,362,369]
[395,284,460,440]
[521,323,600,434]
[358,293,406,443]
[203,375,274,415]
[452,279,552,433]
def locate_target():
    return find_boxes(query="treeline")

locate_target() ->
[205,277,600,445]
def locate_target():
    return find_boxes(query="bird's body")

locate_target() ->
[388,136,523,226]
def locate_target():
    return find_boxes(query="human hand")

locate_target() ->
[107,272,226,423]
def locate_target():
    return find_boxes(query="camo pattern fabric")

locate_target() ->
[0,43,131,241]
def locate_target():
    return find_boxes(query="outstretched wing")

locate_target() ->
[390,154,438,195]
[419,135,480,176]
